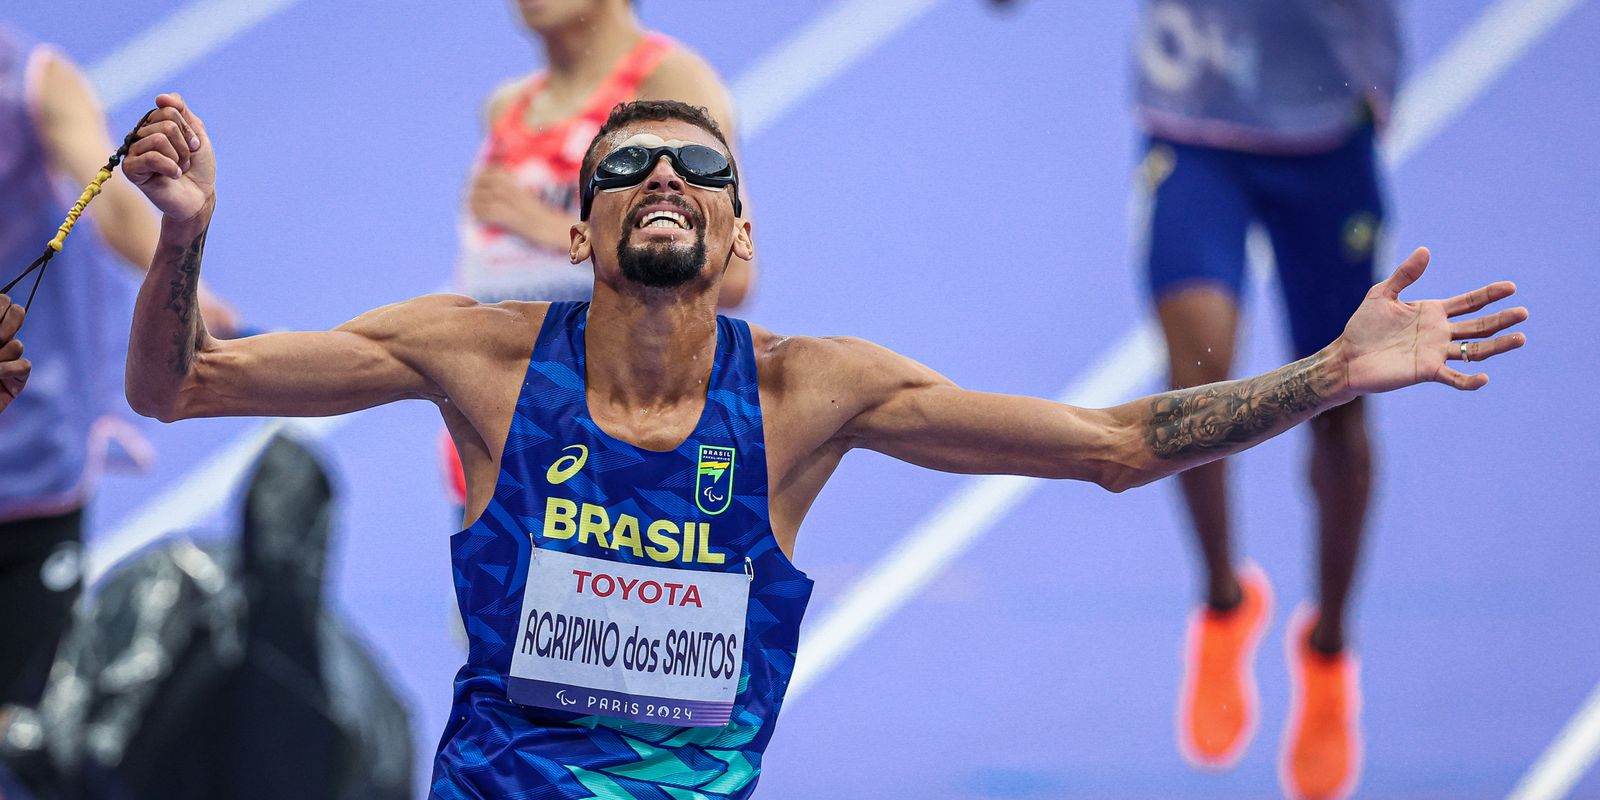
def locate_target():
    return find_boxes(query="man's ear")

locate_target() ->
[569,221,592,264]
[731,220,753,262]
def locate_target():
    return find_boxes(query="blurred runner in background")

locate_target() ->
[1132,2,1401,798]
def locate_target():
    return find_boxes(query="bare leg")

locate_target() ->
[1306,398,1372,653]
[1157,286,1242,610]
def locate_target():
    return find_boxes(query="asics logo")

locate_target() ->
[546,444,589,485]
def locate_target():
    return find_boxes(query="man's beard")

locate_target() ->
[616,198,708,289]
[617,234,707,289]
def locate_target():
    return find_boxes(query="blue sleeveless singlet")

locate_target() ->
[431,302,813,799]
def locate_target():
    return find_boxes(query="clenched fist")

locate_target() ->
[122,93,214,222]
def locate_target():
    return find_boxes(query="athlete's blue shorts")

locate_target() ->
[1140,124,1386,358]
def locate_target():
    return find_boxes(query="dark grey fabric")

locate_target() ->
[1,434,414,800]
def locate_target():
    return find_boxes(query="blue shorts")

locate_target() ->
[1140,126,1386,358]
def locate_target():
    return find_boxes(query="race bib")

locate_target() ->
[508,548,750,727]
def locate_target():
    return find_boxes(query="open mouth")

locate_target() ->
[636,210,691,230]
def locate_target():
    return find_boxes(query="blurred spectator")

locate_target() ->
[457,0,756,308]
[444,0,758,515]
[0,24,238,718]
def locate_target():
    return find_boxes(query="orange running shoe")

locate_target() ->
[1280,604,1363,800]
[1176,562,1273,770]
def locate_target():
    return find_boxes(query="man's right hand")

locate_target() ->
[122,93,214,222]
[0,294,29,414]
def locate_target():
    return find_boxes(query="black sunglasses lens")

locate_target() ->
[677,145,730,177]
[600,146,651,176]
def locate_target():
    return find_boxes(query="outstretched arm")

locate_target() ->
[839,248,1527,491]
[121,94,456,421]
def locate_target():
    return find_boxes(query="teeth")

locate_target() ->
[638,210,689,230]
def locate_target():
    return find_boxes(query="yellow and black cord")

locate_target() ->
[1,109,157,320]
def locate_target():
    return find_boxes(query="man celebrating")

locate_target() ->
[120,94,1526,799]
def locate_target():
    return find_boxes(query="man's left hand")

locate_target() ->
[1336,247,1528,397]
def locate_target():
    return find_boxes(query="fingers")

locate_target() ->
[1379,247,1430,299]
[123,150,181,183]
[1451,306,1528,340]
[122,152,175,184]
[473,169,515,196]
[0,296,22,344]
[151,116,191,167]
[468,184,498,215]
[155,93,204,151]
[1448,332,1527,363]
[0,357,28,378]
[470,177,519,222]
[126,110,194,181]
[0,357,30,400]
[127,128,186,179]
[0,293,28,406]
[142,108,195,162]
[1435,366,1489,391]
[1444,280,1517,317]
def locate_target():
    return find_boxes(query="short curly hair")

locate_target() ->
[578,100,737,189]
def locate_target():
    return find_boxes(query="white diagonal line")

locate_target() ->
[786,0,1589,705]
[90,0,949,576]
[1509,683,1600,798]
[1383,0,1586,167]
[733,0,944,136]
[787,325,1164,696]
[88,0,308,109]
[76,0,313,583]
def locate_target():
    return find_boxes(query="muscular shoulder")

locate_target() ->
[341,294,548,362]
[755,328,877,385]
[638,46,733,123]
[752,326,950,437]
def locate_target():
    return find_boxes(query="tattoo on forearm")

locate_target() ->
[164,229,207,375]
[1146,352,1332,460]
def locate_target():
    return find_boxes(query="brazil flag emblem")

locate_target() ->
[696,445,735,515]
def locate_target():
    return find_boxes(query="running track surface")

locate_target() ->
[7,1,1597,797]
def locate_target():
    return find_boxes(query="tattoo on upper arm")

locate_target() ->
[1146,352,1331,460]
[165,229,207,375]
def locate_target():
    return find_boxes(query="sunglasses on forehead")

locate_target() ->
[580,144,742,221]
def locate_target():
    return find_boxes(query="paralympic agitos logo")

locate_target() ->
[695,446,735,515]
